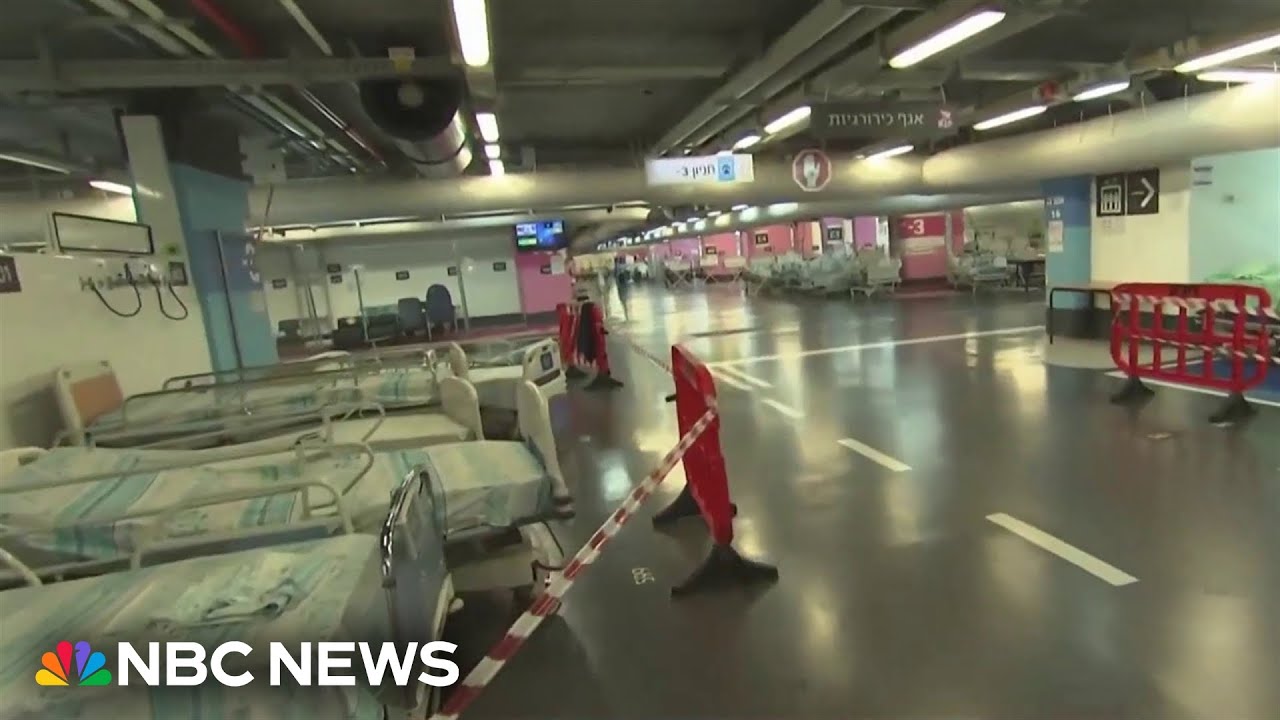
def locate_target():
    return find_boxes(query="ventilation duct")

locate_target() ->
[924,81,1280,189]
[357,76,473,177]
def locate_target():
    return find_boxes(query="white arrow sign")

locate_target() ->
[1136,177,1155,208]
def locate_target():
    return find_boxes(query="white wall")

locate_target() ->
[964,200,1045,257]
[259,230,523,325]
[0,193,137,249]
[0,253,210,448]
[1092,164,1192,283]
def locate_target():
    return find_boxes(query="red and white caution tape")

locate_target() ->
[430,407,718,720]
[1113,293,1280,322]
[604,323,719,412]
[1117,334,1278,366]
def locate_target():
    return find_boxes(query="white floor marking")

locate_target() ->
[762,398,805,420]
[836,438,911,472]
[717,364,773,389]
[708,325,1042,367]
[1103,371,1280,409]
[986,513,1139,587]
[709,369,752,391]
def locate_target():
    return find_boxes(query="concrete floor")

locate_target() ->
[449,284,1280,720]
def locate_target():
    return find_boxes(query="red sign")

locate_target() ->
[896,213,946,238]
[792,149,832,192]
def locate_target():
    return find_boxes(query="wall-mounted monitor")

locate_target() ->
[514,220,568,252]
[52,213,154,256]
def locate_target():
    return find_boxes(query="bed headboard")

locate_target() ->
[54,361,124,443]
[516,380,568,500]
[445,343,468,379]
[520,339,561,387]
[437,375,483,440]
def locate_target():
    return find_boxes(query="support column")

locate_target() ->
[1042,176,1097,337]
[120,108,278,372]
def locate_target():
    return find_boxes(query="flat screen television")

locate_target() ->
[514,220,567,251]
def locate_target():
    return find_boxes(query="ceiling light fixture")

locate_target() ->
[888,9,1007,69]
[1072,79,1131,101]
[731,204,749,211]
[476,112,500,143]
[487,159,505,176]
[451,0,491,67]
[1197,69,1280,84]
[973,105,1047,131]
[0,152,73,174]
[732,134,762,150]
[865,144,915,161]
[763,106,812,135]
[1175,31,1280,73]
[89,180,133,196]
[484,143,501,160]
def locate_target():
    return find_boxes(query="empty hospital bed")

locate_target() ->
[55,359,445,448]
[0,527,451,719]
[3,380,568,593]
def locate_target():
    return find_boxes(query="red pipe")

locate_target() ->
[186,0,385,163]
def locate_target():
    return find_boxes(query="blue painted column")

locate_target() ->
[120,114,277,372]
[1041,176,1093,308]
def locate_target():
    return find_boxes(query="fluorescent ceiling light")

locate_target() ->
[487,159,505,176]
[713,214,731,227]
[1197,69,1280,84]
[767,202,799,215]
[740,206,760,221]
[0,152,73,174]
[451,0,491,67]
[686,216,701,224]
[89,180,133,195]
[1072,79,1131,101]
[707,210,722,217]
[763,106,811,135]
[694,220,707,230]
[731,204,749,211]
[476,112,499,143]
[483,143,501,160]
[1175,32,1280,73]
[973,105,1047,131]
[732,134,762,150]
[888,10,1007,69]
[865,144,914,161]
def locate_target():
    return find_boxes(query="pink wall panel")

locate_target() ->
[701,232,741,257]
[853,216,879,249]
[667,237,702,257]
[515,250,571,315]
[890,212,949,280]
[745,224,793,257]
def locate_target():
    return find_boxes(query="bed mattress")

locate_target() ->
[0,535,389,720]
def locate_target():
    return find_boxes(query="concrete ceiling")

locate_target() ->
[0,0,1276,194]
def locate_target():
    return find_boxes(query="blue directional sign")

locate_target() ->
[717,156,736,182]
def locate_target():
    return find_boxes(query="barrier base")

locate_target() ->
[651,485,738,527]
[1209,391,1255,425]
[565,365,589,381]
[672,543,779,598]
[1110,375,1154,405]
[586,373,624,391]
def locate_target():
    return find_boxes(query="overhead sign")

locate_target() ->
[1095,168,1160,217]
[645,154,755,186]
[792,149,832,192]
[810,102,956,140]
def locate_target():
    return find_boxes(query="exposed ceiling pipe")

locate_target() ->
[651,4,906,155]
[187,0,385,167]
[81,0,369,171]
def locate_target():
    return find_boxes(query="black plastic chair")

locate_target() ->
[397,297,426,337]
[425,284,456,333]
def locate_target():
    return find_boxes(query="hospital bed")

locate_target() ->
[851,253,903,298]
[947,251,1011,293]
[55,358,444,448]
[442,338,564,411]
[3,380,568,594]
[162,345,435,390]
[0,518,452,718]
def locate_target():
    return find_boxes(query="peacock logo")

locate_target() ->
[36,641,112,687]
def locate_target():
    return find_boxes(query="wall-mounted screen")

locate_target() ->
[52,213,154,256]
[514,220,567,252]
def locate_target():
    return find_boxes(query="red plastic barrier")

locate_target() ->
[670,344,734,546]
[589,304,613,379]
[1110,282,1272,422]
[555,303,575,367]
